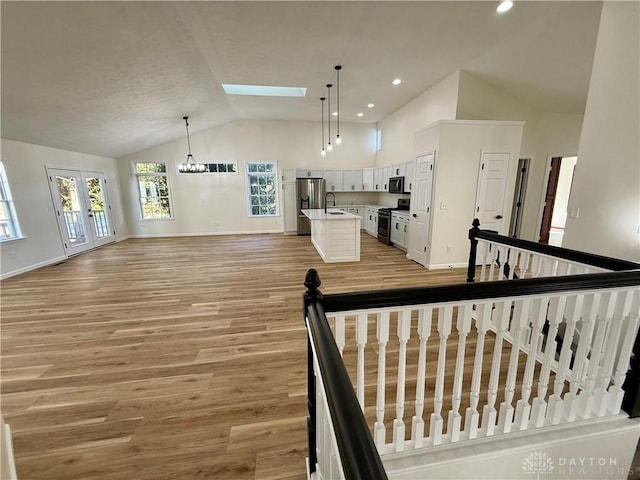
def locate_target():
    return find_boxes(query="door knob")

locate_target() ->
[412,213,417,218]
[495,215,503,219]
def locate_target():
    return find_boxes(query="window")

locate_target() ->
[0,162,23,241]
[246,162,278,216]
[134,162,173,219]
[376,129,383,151]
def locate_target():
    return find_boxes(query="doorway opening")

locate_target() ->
[539,156,577,246]
[509,158,530,238]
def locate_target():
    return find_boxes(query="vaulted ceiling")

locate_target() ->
[1,1,602,159]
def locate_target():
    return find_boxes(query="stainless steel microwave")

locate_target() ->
[388,176,404,194]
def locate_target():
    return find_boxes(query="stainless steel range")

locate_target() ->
[377,198,410,245]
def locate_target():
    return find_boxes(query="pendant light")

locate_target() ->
[326,84,333,152]
[320,97,326,157]
[178,116,206,173]
[334,65,342,146]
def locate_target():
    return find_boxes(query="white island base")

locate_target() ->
[301,209,361,262]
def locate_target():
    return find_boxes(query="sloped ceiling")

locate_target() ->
[1,1,602,158]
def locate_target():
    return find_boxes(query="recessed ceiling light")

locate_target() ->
[496,0,513,13]
[357,112,364,117]
[392,78,402,86]
[221,84,307,97]
[332,111,338,117]
[367,103,375,108]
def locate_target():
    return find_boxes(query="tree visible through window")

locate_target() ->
[134,162,173,219]
[247,162,278,216]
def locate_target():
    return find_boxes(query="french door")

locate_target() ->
[47,168,115,256]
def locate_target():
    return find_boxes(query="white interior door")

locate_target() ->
[47,168,115,256]
[474,152,510,233]
[408,152,434,267]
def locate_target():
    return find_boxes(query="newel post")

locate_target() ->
[467,219,481,283]
[303,268,322,473]
[622,330,640,417]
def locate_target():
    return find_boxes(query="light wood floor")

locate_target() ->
[1,233,477,479]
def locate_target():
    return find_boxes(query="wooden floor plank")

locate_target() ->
[2,233,478,479]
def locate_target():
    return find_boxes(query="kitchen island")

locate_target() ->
[301,209,361,262]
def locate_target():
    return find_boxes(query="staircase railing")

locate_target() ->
[303,230,640,478]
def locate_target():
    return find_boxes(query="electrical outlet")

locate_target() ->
[446,245,452,253]
[440,202,448,210]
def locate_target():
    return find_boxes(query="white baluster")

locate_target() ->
[518,250,531,279]
[594,291,624,417]
[448,303,472,442]
[334,314,346,357]
[531,296,565,427]
[480,241,489,282]
[430,305,453,445]
[465,302,492,439]
[356,313,368,411]
[547,295,583,425]
[498,246,507,280]
[609,290,640,414]
[506,248,517,280]
[374,311,390,448]
[488,244,498,281]
[499,298,530,433]
[412,307,433,448]
[482,300,510,436]
[515,296,550,430]
[393,309,412,452]
[531,255,542,278]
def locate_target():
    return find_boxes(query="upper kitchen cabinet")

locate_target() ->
[404,160,415,193]
[296,169,323,178]
[323,170,344,192]
[343,170,364,191]
[362,168,374,192]
[391,163,405,177]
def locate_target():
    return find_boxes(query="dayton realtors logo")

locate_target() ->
[522,451,554,480]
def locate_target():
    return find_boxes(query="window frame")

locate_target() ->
[246,161,279,217]
[0,162,24,242]
[132,161,175,220]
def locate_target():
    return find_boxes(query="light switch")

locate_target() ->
[568,207,580,219]
[440,202,448,210]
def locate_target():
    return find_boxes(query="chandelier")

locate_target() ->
[178,116,206,173]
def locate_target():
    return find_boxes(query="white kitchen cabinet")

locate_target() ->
[343,170,364,191]
[391,163,405,177]
[391,211,409,250]
[364,207,379,236]
[296,169,323,178]
[282,168,297,183]
[382,166,392,192]
[362,168,374,191]
[323,170,344,192]
[404,160,415,193]
[282,182,298,234]
[373,167,384,192]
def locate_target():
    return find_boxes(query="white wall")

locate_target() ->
[0,139,127,278]
[416,121,524,269]
[563,1,640,262]
[375,71,460,168]
[456,70,584,241]
[119,119,377,237]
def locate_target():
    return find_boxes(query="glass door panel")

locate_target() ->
[84,174,114,246]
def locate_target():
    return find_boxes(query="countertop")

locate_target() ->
[301,208,362,220]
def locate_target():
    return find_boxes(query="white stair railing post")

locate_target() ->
[499,298,530,433]
[465,302,492,439]
[334,314,346,357]
[430,305,453,445]
[610,290,640,414]
[374,311,390,448]
[412,307,434,448]
[482,300,511,436]
[594,292,623,417]
[448,303,472,442]
[515,296,550,430]
[393,309,412,452]
[356,313,368,411]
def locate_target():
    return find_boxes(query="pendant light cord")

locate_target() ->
[184,116,193,158]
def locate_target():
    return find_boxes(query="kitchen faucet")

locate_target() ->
[324,192,336,213]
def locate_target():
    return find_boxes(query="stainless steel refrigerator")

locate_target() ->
[296,178,326,235]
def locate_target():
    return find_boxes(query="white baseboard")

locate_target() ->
[426,262,467,270]
[128,229,283,238]
[1,255,67,280]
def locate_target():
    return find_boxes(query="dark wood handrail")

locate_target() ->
[474,229,640,272]
[320,270,640,314]
[304,269,388,480]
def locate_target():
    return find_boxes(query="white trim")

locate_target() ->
[1,255,67,280]
[416,119,526,136]
[1,418,17,480]
[425,262,468,270]
[128,229,283,238]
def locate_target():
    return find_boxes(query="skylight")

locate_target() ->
[221,84,307,97]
